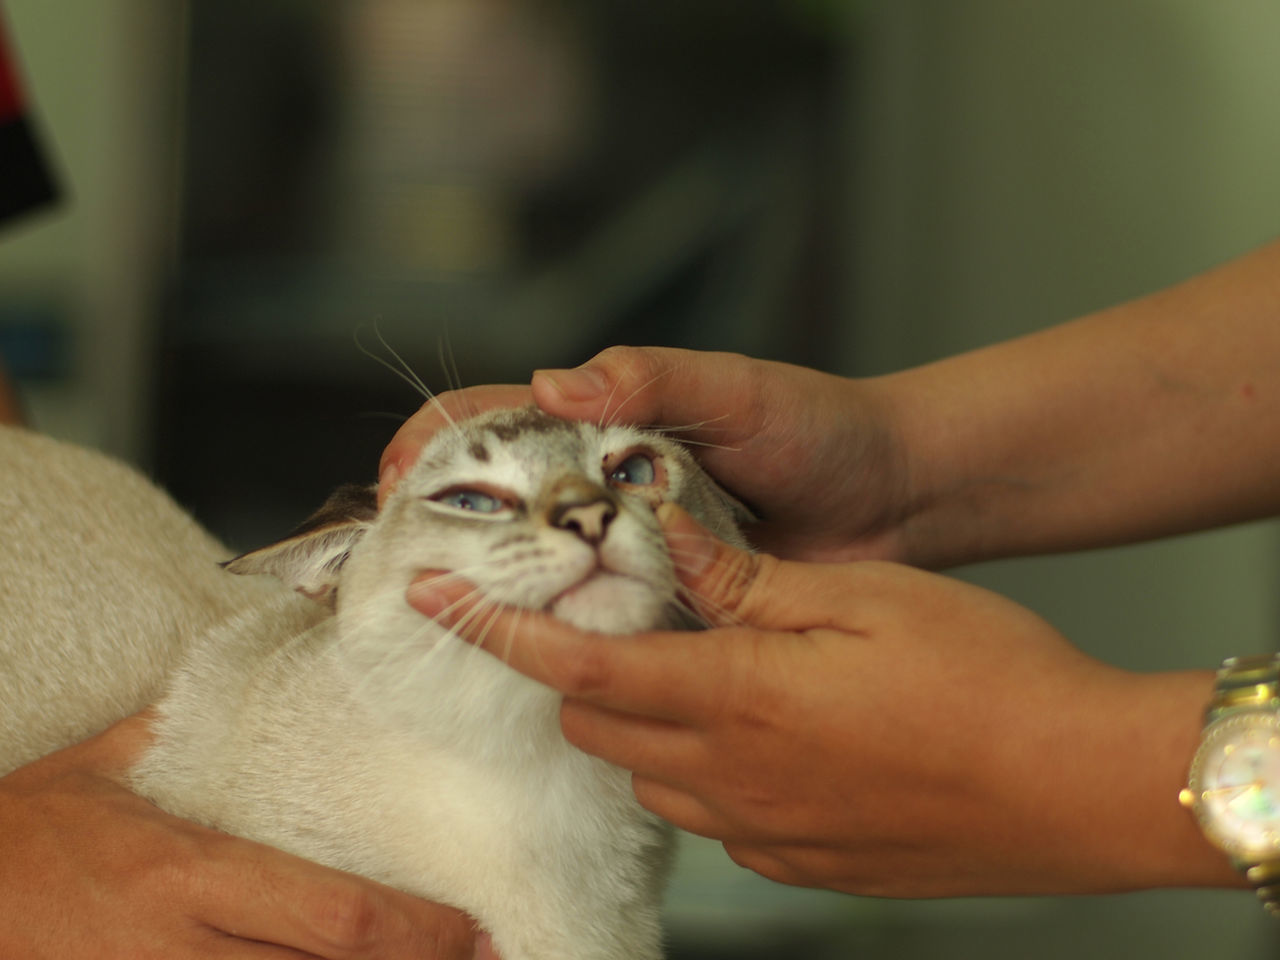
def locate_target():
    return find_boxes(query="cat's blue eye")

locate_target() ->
[434,489,506,514]
[609,453,656,486]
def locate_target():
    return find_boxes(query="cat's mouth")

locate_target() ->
[547,570,628,609]
[545,570,660,630]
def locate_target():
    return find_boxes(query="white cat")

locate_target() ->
[0,406,750,960]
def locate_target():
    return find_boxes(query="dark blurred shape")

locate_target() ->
[156,0,847,551]
[0,8,58,229]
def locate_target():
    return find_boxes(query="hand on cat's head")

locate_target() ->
[380,345,901,564]
[378,385,530,508]
[377,346,737,512]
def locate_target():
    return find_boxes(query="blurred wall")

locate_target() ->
[0,0,182,460]
[843,2,1280,956]
[1,1,1278,956]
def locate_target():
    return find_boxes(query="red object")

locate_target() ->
[0,3,58,226]
[0,16,23,122]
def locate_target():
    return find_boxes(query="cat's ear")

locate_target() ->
[222,483,378,608]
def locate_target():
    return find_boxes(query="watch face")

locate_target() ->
[1184,711,1280,860]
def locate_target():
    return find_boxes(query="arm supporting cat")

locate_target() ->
[0,711,483,960]
[406,504,1242,898]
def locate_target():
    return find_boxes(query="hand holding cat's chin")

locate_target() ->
[406,506,1224,900]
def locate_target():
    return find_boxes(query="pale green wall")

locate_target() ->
[2,0,1277,954]
[1,0,182,458]
[843,2,1280,955]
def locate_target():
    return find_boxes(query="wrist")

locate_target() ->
[859,367,995,570]
[1062,668,1247,892]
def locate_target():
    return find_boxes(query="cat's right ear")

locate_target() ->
[222,483,378,608]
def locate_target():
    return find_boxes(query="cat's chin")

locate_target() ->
[548,573,667,634]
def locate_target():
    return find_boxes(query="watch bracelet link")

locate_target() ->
[1210,652,1280,916]
[1245,860,1280,917]
[1207,653,1280,722]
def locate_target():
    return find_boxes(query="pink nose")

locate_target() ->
[552,497,617,545]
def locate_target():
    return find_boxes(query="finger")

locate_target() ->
[531,346,762,447]
[378,385,531,507]
[660,503,878,635]
[406,574,713,723]
[197,836,475,960]
[472,932,500,960]
[721,842,810,889]
[60,709,157,784]
[203,938,320,960]
[629,775,726,841]
[558,698,700,780]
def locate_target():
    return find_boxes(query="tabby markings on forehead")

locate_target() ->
[485,408,567,443]
[468,441,490,462]
[418,451,455,473]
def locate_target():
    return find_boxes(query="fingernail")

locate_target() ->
[534,364,608,402]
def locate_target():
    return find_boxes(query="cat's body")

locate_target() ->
[0,408,749,960]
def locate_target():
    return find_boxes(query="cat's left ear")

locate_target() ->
[222,482,377,608]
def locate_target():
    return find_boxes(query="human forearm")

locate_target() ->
[884,238,1280,568]
[1004,666,1242,894]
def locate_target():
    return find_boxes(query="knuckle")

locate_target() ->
[306,882,383,951]
[697,549,772,623]
[552,640,616,698]
[595,344,652,379]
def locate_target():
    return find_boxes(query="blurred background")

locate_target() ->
[3,1,1280,956]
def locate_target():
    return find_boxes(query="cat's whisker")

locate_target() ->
[671,437,742,452]
[479,601,520,665]
[673,586,746,630]
[597,375,627,432]
[353,322,466,436]
[439,589,498,640]
[601,368,672,430]
[641,413,733,435]
[438,329,464,395]
[355,323,433,402]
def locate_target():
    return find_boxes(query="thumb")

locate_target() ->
[660,504,870,635]
[658,503,782,629]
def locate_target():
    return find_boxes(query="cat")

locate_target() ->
[0,405,751,960]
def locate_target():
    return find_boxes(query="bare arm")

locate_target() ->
[0,714,484,960]
[884,236,1280,567]
[524,238,1280,568]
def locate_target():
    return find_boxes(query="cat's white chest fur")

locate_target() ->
[1,408,751,960]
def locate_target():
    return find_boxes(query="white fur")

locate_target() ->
[0,411,749,960]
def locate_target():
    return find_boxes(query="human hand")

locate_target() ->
[531,347,915,562]
[408,505,1236,898]
[376,348,912,562]
[0,713,489,959]
[379,385,531,508]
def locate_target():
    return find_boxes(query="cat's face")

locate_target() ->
[229,407,750,638]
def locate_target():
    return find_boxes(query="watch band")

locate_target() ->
[1207,653,1280,722]
[1208,653,1280,916]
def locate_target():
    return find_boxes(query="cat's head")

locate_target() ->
[226,406,751,637]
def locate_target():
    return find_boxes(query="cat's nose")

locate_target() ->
[549,481,619,546]
[552,498,617,545]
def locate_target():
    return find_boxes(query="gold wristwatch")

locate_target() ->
[1180,653,1280,916]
